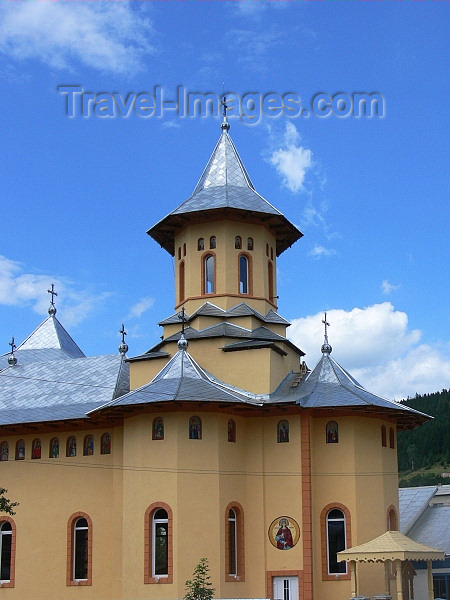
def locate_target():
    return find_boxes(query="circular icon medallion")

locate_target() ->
[268,516,300,550]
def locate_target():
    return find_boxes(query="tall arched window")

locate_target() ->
[179,261,185,303]
[389,427,395,449]
[144,503,173,584]
[67,512,92,586]
[381,425,387,447]
[326,509,347,575]
[0,519,15,587]
[204,255,215,294]
[387,506,398,531]
[225,502,245,582]
[0,442,8,461]
[239,255,249,294]
[268,261,274,301]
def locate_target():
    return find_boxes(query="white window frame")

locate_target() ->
[73,518,88,581]
[0,522,12,583]
[152,509,168,578]
[326,509,347,575]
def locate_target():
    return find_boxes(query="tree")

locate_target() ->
[0,488,18,515]
[184,558,215,600]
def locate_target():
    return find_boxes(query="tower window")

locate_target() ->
[204,255,215,294]
[183,243,186,256]
[389,427,395,449]
[210,236,216,249]
[179,261,185,303]
[247,237,253,251]
[198,238,204,251]
[268,260,274,301]
[326,509,347,575]
[381,425,387,447]
[239,255,249,294]
[177,247,181,260]
[235,236,242,249]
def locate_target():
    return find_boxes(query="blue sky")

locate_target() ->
[0,1,448,400]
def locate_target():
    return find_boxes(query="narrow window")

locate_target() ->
[247,237,253,251]
[326,421,338,443]
[210,236,216,249]
[270,247,274,260]
[389,427,395,449]
[235,236,242,249]
[153,509,168,577]
[268,261,274,301]
[183,243,186,256]
[387,507,398,531]
[239,255,249,294]
[177,247,181,260]
[49,437,59,458]
[179,261,185,303]
[31,438,41,459]
[0,521,13,584]
[15,440,25,460]
[228,509,237,576]
[204,255,215,294]
[381,425,387,447]
[73,518,89,581]
[189,416,202,440]
[0,442,8,462]
[83,435,94,456]
[67,436,77,457]
[100,433,111,455]
[228,419,236,443]
[198,238,204,251]
[266,243,269,257]
[153,417,164,440]
[326,509,347,574]
[277,420,289,443]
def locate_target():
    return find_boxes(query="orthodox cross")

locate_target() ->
[179,306,187,335]
[47,283,58,307]
[322,312,330,342]
[119,324,127,345]
[9,336,16,355]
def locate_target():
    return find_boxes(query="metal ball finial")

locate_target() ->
[177,334,189,351]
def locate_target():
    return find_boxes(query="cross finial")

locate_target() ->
[118,324,128,355]
[9,336,16,354]
[47,283,58,315]
[221,83,230,131]
[120,323,127,344]
[321,312,332,354]
[8,336,17,366]
[178,306,187,335]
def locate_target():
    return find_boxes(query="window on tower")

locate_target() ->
[235,236,242,249]
[239,255,249,294]
[204,255,215,294]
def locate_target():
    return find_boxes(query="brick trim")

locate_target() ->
[266,570,303,600]
[320,503,352,581]
[144,502,173,584]
[66,512,93,586]
[224,502,245,582]
[0,517,16,588]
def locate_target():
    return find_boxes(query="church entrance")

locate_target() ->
[273,576,299,600]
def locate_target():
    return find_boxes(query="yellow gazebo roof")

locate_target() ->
[337,530,445,563]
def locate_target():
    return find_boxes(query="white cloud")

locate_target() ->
[0,255,109,327]
[126,297,155,320]
[287,303,450,400]
[0,2,155,74]
[381,279,401,295]
[270,122,313,193]
[308,245,336,259]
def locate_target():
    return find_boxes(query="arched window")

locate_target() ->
[198,238,204,251]
[67,436,77,457]
[204,255,215,294]
[228,419,236,443]
[239,255,249,294]
[326,509,347,575]
[183,243,186,256]
[277,420,289,443]
[31,438,42,459]
[266,243,269,257]
[381,425,387,447]
[83,435,94,456]
[49,437,59,458]
[100,433,111,455]
[326,421,338,443]
[179,261,185,303]
[67,513,92,585]
[247,237,253,251]
[268,261,274,301]
[153,417,164,440]
[210,236,216,249]
[15,440,25,460]
[235,236,242,249]
[144,503,173,584]
[0,519,15,586]
[0,442,8,462]
[270,247,274,260]
[389,427,395,449]
[387,506,398,531]
[189,416,202,440]
[177,247,181,260]
[225,502,245,581]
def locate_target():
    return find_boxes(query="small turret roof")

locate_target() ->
[148,129,302,256]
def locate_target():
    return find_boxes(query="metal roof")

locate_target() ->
[399,486,438,534]
[147,130,302,256]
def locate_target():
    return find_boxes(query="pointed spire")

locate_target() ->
[47,283,58,316]
[119,324,129,355]
[321,312,332,354]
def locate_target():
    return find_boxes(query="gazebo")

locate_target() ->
[337,530,445,600]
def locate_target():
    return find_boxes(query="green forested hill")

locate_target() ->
[397,388,450,487]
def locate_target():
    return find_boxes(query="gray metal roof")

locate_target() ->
[147,130,302,256]
[400,486,450,555]
[0,315,85,369]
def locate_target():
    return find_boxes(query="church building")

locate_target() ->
[0,116,433,600]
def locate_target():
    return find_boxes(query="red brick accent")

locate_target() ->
[0,517,16,588]
[224,502,245,582]
[144,502,173,584]
[66,512,93,586]
[301,414,313,600]
[266,570,303,600]
[320,503,352,581]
